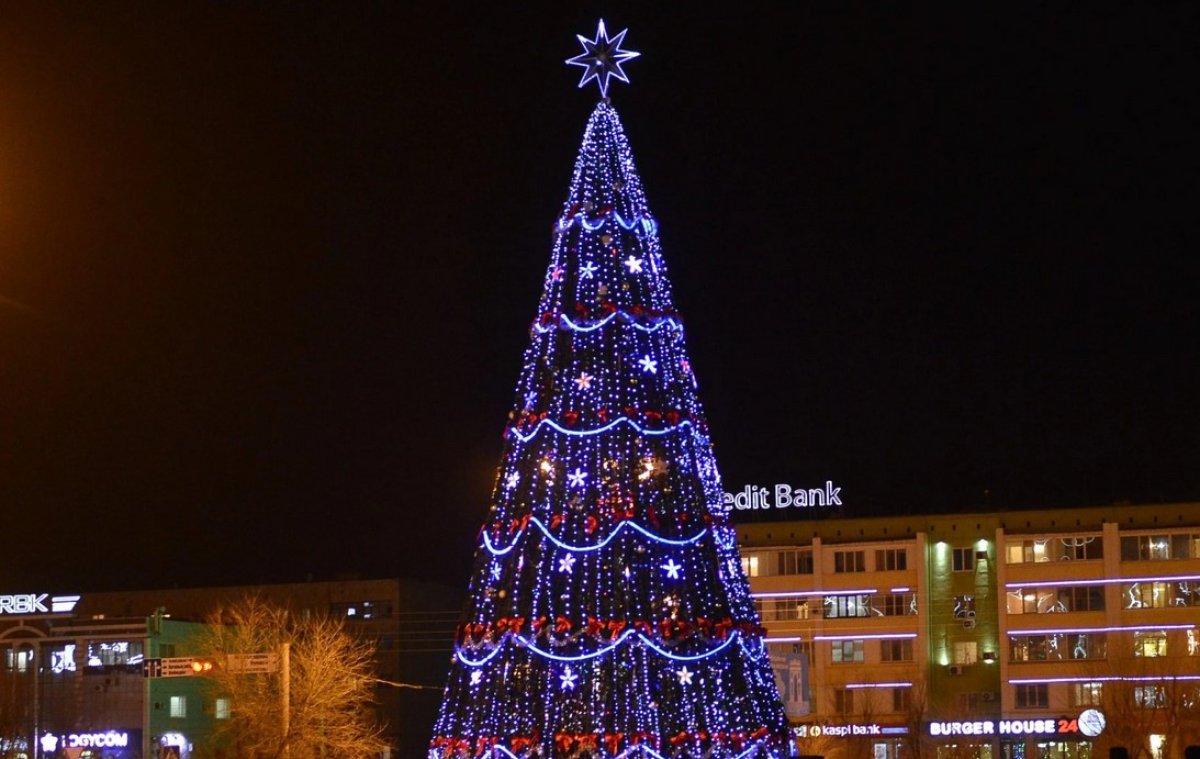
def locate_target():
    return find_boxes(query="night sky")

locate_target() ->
[1,4,1197,593]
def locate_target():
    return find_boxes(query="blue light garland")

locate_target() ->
[455,629,743,667]
[508,415,693,443]
[481,515,709,555]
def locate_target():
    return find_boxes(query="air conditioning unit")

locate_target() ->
[962,619,976,629]
[949,665,964,676]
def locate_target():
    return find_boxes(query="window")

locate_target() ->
[954,595,976,619]
[1007,536,1103,563]
[214,697,231,719]
[1134,631,1168,657]
[756,599,812,621]
[954,641,978,665]
[85,640,144,668]
[892,687,911,712]
[170,696,187,718]
[833,688,854,714]
[881,638,914,662]
[824,594,869,619]
[875,548,907,571]
[159,643,176,658]
[878,593,917,616]
[1010,634,1106,662]
[49,645,76,674]
[831,639,864,664]
[1015,684,1049,708]
[1007,586,1105,614]
[1120,533,1200,561]
[1135,685,1166,709]
[742,549,813,577]
[1071,682,1103,707]
[834,550,866,573]
[4,647,32,674]
[952,548,975,572]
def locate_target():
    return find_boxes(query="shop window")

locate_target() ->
[834,550,866,573]
[831,639,864,664]
[170,695,187,718]
[952,548,975,572]
[875,548,907,571]
[85,640,144,668]
[1015,684,1048,708]
[4,647,32,674]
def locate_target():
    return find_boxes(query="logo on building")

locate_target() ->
[723,482,842,511]
[0,594,81,615]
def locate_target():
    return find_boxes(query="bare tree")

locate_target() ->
[196,596,389,759]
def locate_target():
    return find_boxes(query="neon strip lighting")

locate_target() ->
[813,633,917,641]
[482,516,708,555]
[510,416,692,443]
[751,589,877,599]
[1005,573,1200,589]
[764,636,805,643]
[455,629,743,667]
[1007,623,1195,636]
[1010,675,1200,685]
[532,311,682,335]
[890,587,911,593]
[845,681,913,689]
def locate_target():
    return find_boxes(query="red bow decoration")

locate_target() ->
[554,615,572,634]
[604,733,625,754]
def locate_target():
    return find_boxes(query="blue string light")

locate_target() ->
[508,416,693,443]
[455,629,743,667]
[530,311,682,335]
[481,515,709,556]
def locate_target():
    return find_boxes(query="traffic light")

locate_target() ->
[190,658,215,674]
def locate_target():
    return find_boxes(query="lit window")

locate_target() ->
[954,641,978,665]
[169,696,187,718]
[1071,681,1103,707]
[215,697,231,720]
[831,639,865,664]
[1134,631,1168,657]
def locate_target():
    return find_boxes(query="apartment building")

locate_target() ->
[738,501,1200,759]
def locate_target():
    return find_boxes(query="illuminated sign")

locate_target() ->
[39,731,130,750]
[794,723,908,739]
[724,482,843,511]
[0,593,80,615]
[928,712,1105,738]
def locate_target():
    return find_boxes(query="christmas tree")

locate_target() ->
[430,21,790,759]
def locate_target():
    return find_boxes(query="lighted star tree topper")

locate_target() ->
[565,19,641,98]
[429,22,790,759]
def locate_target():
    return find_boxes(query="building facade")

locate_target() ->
[0,578,458,759]
[738,501,1200,759]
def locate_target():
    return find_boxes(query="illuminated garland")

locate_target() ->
[455,615,765,647]
[482,515,709,555]
[531,307,682,335]
[431,733,774,758]
[505,410,705,442]
[555,203,658,236]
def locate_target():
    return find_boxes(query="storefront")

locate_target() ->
[927,710,1105,759]
[37,730,141,759]
[793,722,909,759]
